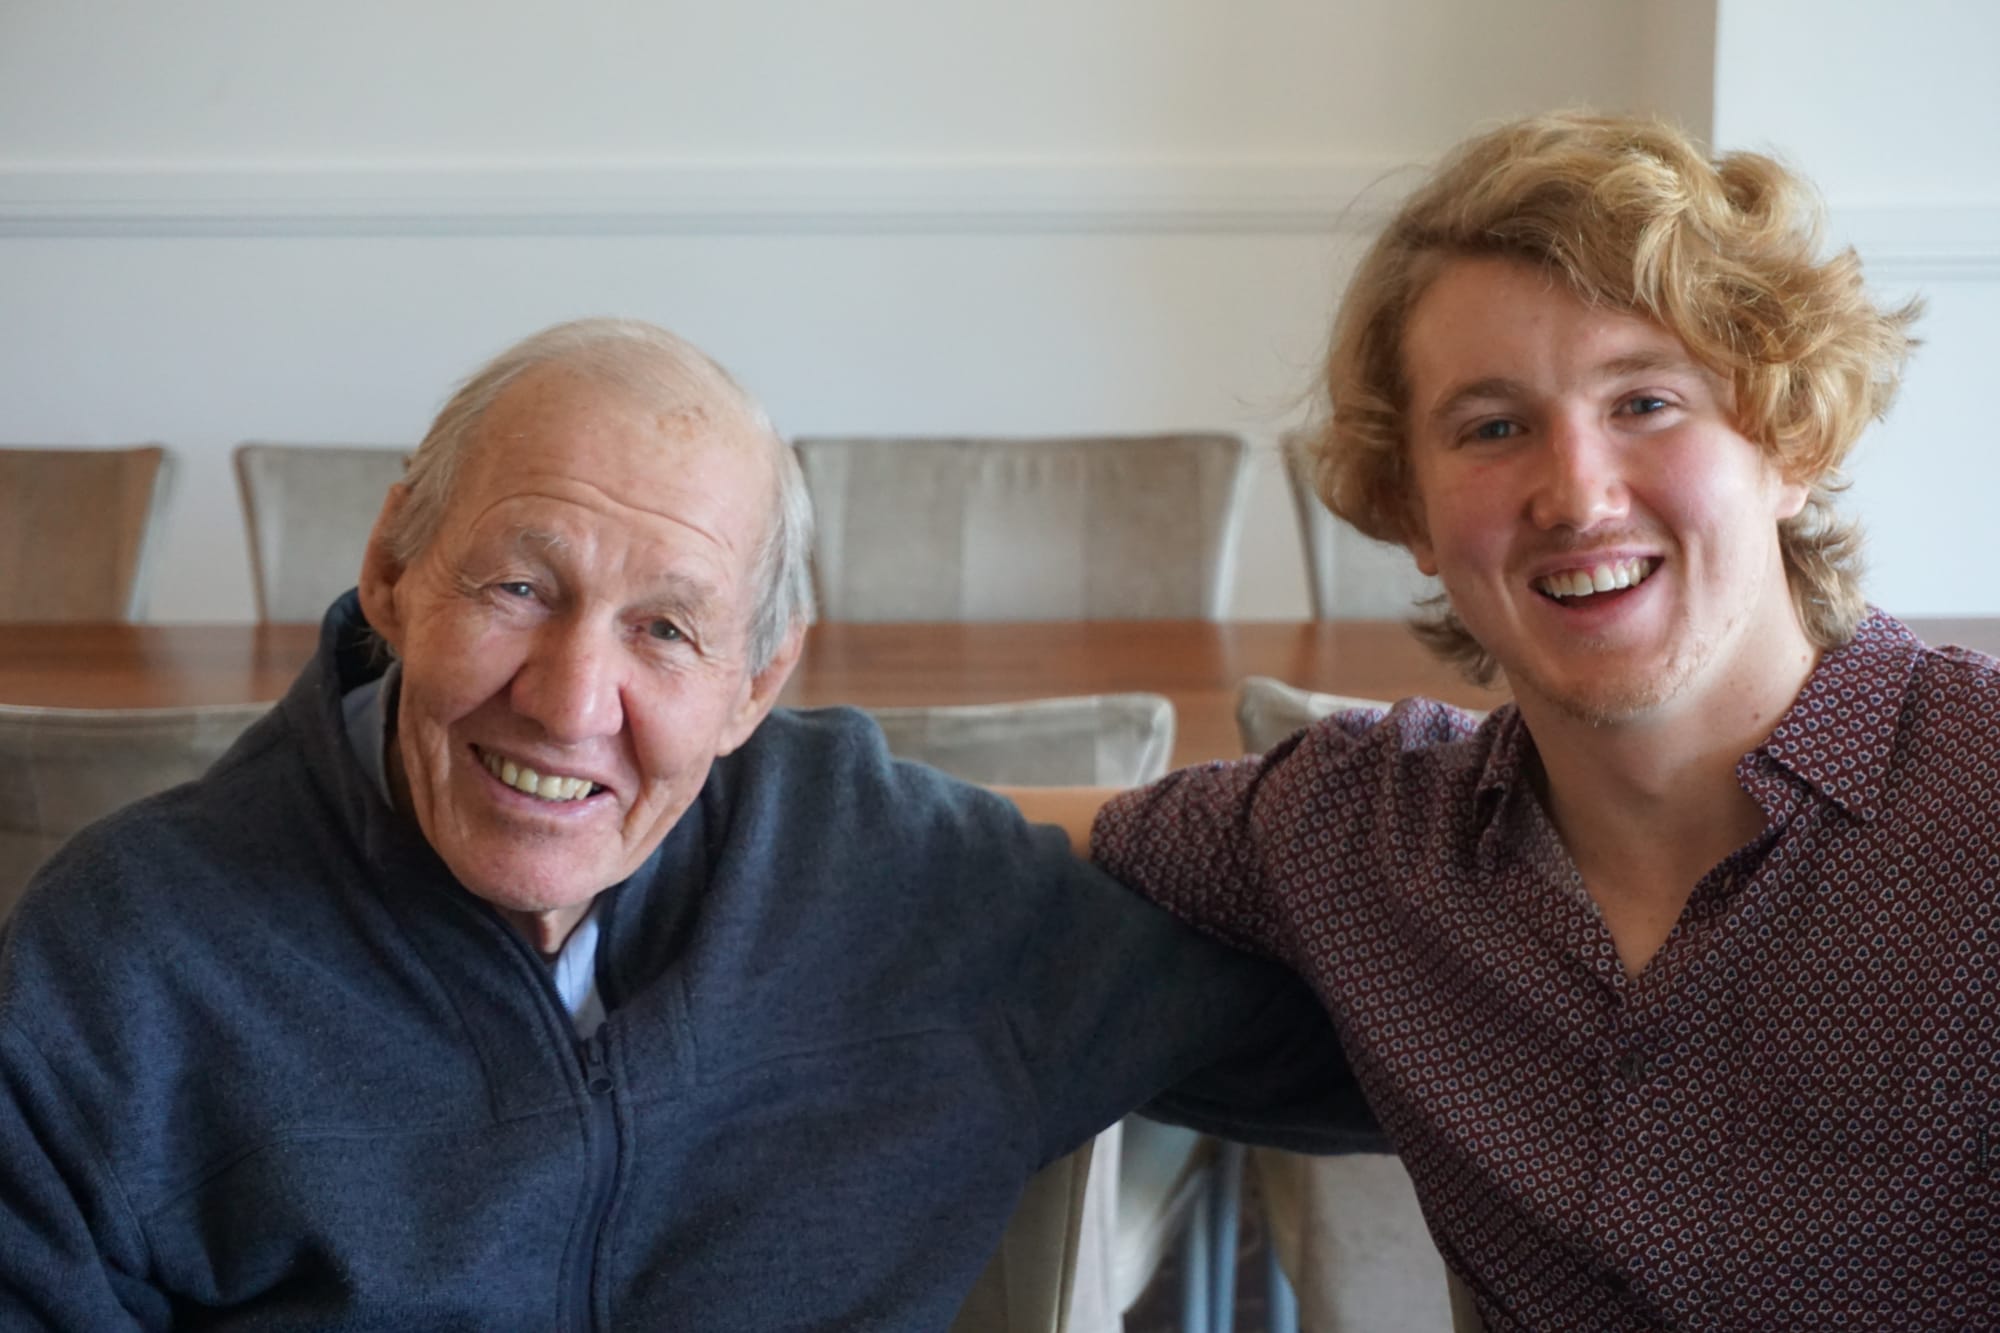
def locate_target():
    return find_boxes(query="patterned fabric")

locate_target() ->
[1094,611,2000,1332]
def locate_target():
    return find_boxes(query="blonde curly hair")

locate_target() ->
[1304,111,1921,683]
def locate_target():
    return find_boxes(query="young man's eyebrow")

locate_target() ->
[1594,349,1703,380]
[1426,377,1528,426]
[1425,352,1708,426]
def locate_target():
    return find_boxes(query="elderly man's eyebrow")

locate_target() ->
[507,528,569,558]
[644,573,722,616]
[500,529,722,617]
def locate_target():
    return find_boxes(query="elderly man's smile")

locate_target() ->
[472,743,607,804]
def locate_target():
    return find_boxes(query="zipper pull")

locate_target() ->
[580,1035,613,1097]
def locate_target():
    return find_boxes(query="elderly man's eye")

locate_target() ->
[497,582,536,599]
[647,620,684,642]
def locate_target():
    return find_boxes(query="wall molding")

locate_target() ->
[1833,207,2000,283]
[0,159,1414,238]
[3,165,1995,279]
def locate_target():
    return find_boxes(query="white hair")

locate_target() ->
[387,317,814,672]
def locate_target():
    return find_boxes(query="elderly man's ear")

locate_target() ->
[357,483,413,655]
[718,621,805,756]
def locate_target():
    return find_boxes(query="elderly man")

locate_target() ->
[0,320,1355,1329]
[1024,113,1997,1330]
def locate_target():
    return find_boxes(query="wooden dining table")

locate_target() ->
[0,618,1517,767]
[7,616,2000,767]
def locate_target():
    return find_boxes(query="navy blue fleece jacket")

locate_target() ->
[0,597,1367,1330]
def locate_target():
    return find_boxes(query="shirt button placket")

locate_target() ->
[1593,1010,1662,1319]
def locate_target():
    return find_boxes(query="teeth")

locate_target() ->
[1537,557,1656,601]
[479,749,599,802]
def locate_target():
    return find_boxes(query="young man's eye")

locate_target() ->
[1622,395,1669,416]
[1470,419,1520,441]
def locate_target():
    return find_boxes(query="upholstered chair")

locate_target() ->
[794,434,1253,622]
[234,443,409,621]
[0,703,271,919]
[0,445,176,622]
[1235,676,1482,1333]
[1279,433,1438,619]
[864,695,1223,1333]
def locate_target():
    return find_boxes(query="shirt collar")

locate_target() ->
[1471,705,1534,866]
[1466,608,1921,846]
[1755,608,1922,822]
[340,660,399,808]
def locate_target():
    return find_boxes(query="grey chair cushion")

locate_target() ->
[1235,675,1396,754]
[796,434,1252,621]
[0,702,271,919]
[234,443,409,621]
[1281,433,1440,620]
[869,694,1173,788]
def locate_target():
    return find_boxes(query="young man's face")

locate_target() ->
[1399,256,1813,728]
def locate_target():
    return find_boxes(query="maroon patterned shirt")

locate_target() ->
[1094,612,2000,1332]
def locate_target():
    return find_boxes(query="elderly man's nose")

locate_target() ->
[513,623,622,741]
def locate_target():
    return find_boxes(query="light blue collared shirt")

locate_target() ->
[342,667,605,1039]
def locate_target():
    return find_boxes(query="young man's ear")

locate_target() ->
[718,621,806,756]
[357,483,413,654]
[1400,502,1439,578]
[1773,473,1812,524]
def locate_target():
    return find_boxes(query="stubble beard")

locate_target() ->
[1509,604,1740,729]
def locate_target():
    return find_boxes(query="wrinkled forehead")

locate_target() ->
[479,362,771,479]
[448,365,780,559]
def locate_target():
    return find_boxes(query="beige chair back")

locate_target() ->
[234,443,409,621]
[796,434,1252,622]
[0,445,175,622]
[0,702,271,920]
[1235,676,1400,753]
[1234,675,1482,1332]
[1281,433,1439,620]
[869,695,1177,1333]
[870,695,1173,788]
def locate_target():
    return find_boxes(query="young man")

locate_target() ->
[1032,113,1995,1329]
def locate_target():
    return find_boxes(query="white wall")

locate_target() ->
[0,1,1771,620]
[1712,0,2000,616]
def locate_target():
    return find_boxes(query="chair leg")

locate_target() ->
[1266,1239,1300,1333]
[1210,1141,1245,1333]
[1180,1186,1213,1333]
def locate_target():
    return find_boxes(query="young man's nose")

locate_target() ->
[510,619,625,743]
[1528,415,1630,532]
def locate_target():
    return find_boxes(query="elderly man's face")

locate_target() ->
[361,366,798,948]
